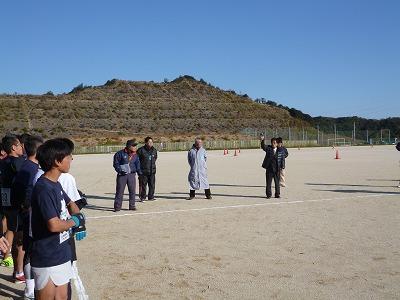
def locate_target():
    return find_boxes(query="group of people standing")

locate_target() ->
[113,136,289,210]
[0,134,87,300]
[0,132,289,299]
[113,136,213,211]
[112,137,158,212]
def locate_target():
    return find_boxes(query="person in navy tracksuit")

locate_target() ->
[113,140,142,212]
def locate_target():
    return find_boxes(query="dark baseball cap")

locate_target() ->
[126,139,138,148]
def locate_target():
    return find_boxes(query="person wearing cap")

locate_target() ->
[113,140,142,212]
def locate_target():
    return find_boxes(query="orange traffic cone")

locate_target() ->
[234,149,239,156]
[335,149,340,159]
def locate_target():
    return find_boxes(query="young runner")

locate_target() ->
[30,138,86,300]
[11,135,43,297]
[1,135,25,270]
[11,135,44,292]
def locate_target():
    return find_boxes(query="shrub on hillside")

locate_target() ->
[69,83,92,94]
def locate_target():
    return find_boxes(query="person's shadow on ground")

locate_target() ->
[0,273,24,299]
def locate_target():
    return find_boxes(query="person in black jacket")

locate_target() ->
[113,140,142,212]
[261,136,285,199]
[137,137,158,201]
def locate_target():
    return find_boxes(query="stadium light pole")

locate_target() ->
[334,124,337,146]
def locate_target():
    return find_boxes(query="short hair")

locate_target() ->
[24,135,44,157]
[37,138,74,172]
[144,136,153,143]
[17,133,31,145]
[276,137,283,144]
[194,137,202,143]
[57,138,75,152]
[1,135,19,154]
[271,137,277,144]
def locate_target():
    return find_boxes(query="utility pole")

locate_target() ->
[302,127,305,141]
[380,129,383,142]
[288,127,291,141]
[353,121,356,142]
[366,129,369,143]
[317,125,320,145]
[334,124,337,146]
[389,129,391,143]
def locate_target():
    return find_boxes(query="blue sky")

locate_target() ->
[0,0,399,118]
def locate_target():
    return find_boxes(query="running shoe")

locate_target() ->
[1,256,14,268]
[14,273,26,284]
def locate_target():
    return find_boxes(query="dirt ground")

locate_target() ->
[1,145,399,300]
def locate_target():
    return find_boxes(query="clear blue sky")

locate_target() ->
[1,0,399,118]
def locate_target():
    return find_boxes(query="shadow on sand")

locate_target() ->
[305,183,396,188]
[210,183,265,188]
[313,189,399,195]
[0,273,24,299]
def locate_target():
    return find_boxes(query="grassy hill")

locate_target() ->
[0,75,308,144]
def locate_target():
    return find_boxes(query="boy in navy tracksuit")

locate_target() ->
[11,135,43,294]
[30,138,86,299]
[1,135,25,271]
[113,140,142,212]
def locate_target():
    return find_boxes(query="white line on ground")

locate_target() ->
[86,193,399,220]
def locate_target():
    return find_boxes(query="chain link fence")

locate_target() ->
[72,126,398,154]
[73,139,317,155]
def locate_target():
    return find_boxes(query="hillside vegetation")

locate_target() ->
[0,76,307,144]
[255,99,400,139]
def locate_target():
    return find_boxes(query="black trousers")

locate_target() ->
[266,170,280,197]
[190,189,211,197]
[139,174,156,200]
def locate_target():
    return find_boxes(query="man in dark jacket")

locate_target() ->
[261,136,285,199]
[113,140,142,212]
[137,137,158,201]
